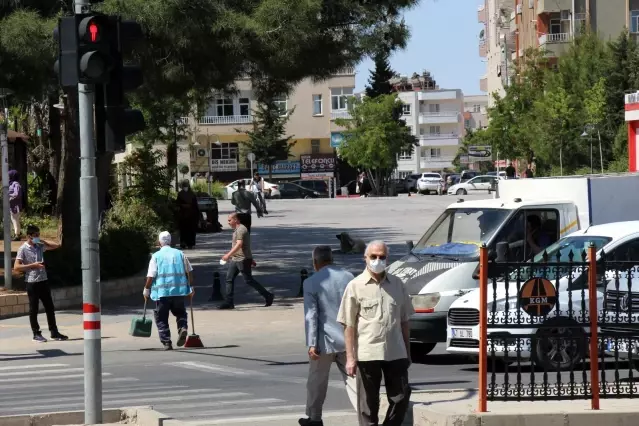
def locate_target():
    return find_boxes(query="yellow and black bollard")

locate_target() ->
[297,269,308,297]
[209,271,224,302]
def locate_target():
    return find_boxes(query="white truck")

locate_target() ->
[389,173,639,356]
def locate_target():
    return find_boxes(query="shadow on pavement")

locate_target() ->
[414,353,476,366]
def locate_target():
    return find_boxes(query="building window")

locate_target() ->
[464,119,471,128]
[422,148,441,158]
[399,150,412,160]
[313,94,323,115]
[473,104,481,112]
[216,98,234,116]
[429,126,440,135]
[331,87,353,111]
[311,139,321,154]
[550,18,561,34]
[428,103,440,113]
[211,142,239,160]
[632,10,639,33]
[402,104,411,115]
[419,127,425,135]
[239,98,250,116]
[274,95,288,116]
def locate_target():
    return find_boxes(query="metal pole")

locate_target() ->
[598,130,604,174]
[75,1,102,423]
[207,140,212,195]
[0,110,11,289]
[590,136,593,174]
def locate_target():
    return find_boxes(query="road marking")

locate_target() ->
[166,361,261,377]
[0,377,136,391]
[186,410,357,424]
[0,363,69,371]
[0,367,83,377]
[0,392,252,412]
[0,373,111,383]
[0,388,217,405]
[0,384,187,397]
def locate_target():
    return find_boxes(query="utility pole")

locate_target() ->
[0,97,11,289]
[73,0,103,422]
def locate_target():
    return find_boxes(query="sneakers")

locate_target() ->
[265,293,274,307]
[163,341,173,350]
[298,418,323,426]
[217,302,235,310]
[176,328,188,347]
[51,332,68,341]
[33,333,47,343]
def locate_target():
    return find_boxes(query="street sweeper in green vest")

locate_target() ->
[143,231,195,350]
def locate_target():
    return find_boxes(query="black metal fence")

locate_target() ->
[480,245,639,406]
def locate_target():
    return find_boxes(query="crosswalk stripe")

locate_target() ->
[0,367,83,377]
[0,388,217,405]
[165,361,259,377]
[0,377,136,391]
[150,398,284,412]
[0,363,69,371]
[0,384,187,398]
[167,404,306,420]
[0,373,111,383]
[186,410,357,425]
[0,391,252,412]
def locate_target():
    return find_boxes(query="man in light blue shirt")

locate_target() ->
[299,246,357,426]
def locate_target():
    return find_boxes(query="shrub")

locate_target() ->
[191,180,227,199]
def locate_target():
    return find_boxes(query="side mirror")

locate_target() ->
[406,240,414,251]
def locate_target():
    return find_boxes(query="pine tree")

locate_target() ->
[365,49,395,98]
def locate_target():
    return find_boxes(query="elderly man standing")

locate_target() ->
[143,231,194,350]
[338,240,414,426]
[299,246,357,426]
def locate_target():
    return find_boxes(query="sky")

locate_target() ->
[355,0,485,95]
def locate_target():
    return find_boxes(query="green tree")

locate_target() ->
[583,77,607,173]
[240,96,296,180]
[335,94,416,192]
[365,48,395,98]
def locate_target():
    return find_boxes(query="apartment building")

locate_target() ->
[463,94,489,130]
[478,0,514,107]
[114,69,356,185]
[391,74,464,177]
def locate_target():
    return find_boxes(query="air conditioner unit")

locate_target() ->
[560,10,570,20]
[516,4,522,14]
[196,148,208,158]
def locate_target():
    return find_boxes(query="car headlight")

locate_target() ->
[411,293,440,313]
[313,191,319,195]
[490,298,517,312]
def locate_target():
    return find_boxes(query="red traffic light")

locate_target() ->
[78,16,104,43]
[89,22,99,42]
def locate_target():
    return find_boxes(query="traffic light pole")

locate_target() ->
[74,0,103,423]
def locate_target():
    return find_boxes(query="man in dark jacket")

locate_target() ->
[176,180,199,249]
[231,180,262,233]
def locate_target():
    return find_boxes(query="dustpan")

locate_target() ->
[184,298,204,348]
[129,298,153,338]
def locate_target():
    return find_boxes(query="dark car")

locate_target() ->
[278,182,320,199]
[291,179,329,196]
[195,194,221,232]
[459,170,479,182]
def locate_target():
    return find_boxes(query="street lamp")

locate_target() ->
[0,88,13,289]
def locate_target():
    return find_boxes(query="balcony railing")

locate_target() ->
[625,91,639,104]
[574,13,586,20]
[421,155,456,164]
[478,5,486,23]
[177,117,190,125]
[419,133,459,140]
[538,32,570,45]
[334,67,356,76]
[419,110,459,117]
[199,115,252,125]
[331,110,352,120]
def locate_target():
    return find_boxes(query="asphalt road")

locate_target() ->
[0,194,489,425]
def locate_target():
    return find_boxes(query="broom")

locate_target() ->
[184,297,204,348]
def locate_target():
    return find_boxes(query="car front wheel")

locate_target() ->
[456,188,467,195]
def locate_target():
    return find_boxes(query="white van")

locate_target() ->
[389,174,639,356]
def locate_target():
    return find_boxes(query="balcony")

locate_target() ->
[334,67,356,76]
[421,155,456,169]
[419,134,460,147]
[418,90,458,101]
[479,40,487,57]
[177,117,190,125]
[479,77,487,92]
[626,92,639,105]
[199,115,252,125]
[538,32,571,57]
[419,111,460,125]
[537,0,571,14]
[478,5,486,23]
[331,110,352,120]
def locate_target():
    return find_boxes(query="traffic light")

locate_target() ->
[53,13,117,87]
[96,18,146,152]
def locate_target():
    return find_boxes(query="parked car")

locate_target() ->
[416,173,444,195]
[447,175,500,195]
[291,179,329,196]
[403,174,422,193]
[225,178,281,200]
[459,170,479,182]
[278,182,320,199]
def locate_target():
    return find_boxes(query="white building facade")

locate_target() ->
[395,88,464,177]
[463,94,489,131]
[479,0,514,107]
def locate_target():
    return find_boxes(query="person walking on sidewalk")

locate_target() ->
[250,172,268,215]
[231,179,263,233]
[218,213,273,310]
[143,231,194,350]
[299,246,357,426]
[337,240,414,426]
[14,225,68,343]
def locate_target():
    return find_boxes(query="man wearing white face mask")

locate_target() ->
[337,240,414,426]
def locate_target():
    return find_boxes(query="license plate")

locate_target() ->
[452,328,473,339]
[607,339,632,353]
